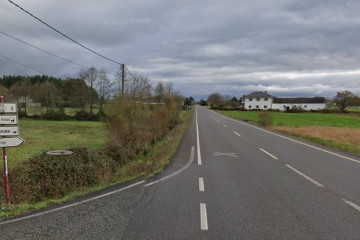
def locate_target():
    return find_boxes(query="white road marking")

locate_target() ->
[0,180,145,226]
[199,178,205,192]
[260,148,278,160]
[213,152,239,158]
[216,120,220,123]
[342,198,360,212]
[233,131,241,137]
[196,106,202,166]
[212,110,360,165]
[200,203,208,230]
[145,146,195,187]
[285,164,324,188]
[223,124,227,128]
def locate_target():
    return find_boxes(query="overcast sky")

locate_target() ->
[1,0,360,100]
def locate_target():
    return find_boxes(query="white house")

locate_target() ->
[271,97,326,111]
[243,91,326,111]
[243,91,274,110]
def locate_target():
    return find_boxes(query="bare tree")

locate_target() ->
[97,69,113,114]
[115,66,122,95]
[9,79,32,115]
[33,81,61,114]
[207,92,223,106]
[80,67,98,114]
[154,82,165,103]
[125,73,152,100]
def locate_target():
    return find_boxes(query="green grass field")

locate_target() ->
[2,119,108,167]
[218,111,360,128]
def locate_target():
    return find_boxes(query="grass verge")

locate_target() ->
[0,109,194,218]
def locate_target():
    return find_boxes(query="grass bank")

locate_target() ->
[217,110,360,155]
[0,109,194,217]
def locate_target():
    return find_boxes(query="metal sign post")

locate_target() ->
[0,96,23,203]
[0,96,9,203]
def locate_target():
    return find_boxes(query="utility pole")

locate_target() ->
[121,64,125,96]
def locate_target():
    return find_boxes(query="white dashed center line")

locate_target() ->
[199,177,205,192]
[260,148,278,160]
[200,203,208,231]
[342,199,360,212]
[285,164,324,188]
[223,124,227,128]
[233,131,241,137]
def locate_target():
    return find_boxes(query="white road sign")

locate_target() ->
[0,127,19,136]
[0,115,17,125]
[0,137,24,148]
[0,103,17,113]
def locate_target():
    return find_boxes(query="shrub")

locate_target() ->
[258,111,273,127]
[104,95,181,157]
[1,147,126,203]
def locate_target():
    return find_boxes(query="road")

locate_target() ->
[1,106,360,239]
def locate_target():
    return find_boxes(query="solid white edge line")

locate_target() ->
[199,177,205,192]
[200,203,208,230]
[223,124,227,128]
[285,164,324,188]
[145,146,195,187]
[233,131,241,137]
[260,148,278,160]
[342,198,360,212]
[196,106,202,166]
[0,180,145,226]
[212,110,360,165]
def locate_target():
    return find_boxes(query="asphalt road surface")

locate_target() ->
[1,106,360,239]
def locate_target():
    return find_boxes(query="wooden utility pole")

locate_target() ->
[121,64,125,96]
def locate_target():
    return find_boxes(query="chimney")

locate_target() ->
[264,91,267,94]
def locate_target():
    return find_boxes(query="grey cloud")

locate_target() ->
[1,0,360,100]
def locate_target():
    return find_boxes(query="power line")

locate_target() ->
[8,0,122,65]
[0,53,46,75]
[124,65,136,79]
[0,29,89,69]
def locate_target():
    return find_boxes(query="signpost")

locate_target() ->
[0,96,23,203]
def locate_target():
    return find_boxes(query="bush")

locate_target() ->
[105,95,182,157]
[258,111,273,127]
[1,147,126,203]
[42,109,68,121]
[73,111,100,121]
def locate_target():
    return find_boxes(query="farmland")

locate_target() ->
[218,111,360,128]
[1,119,108,167]
[218,110,360,155]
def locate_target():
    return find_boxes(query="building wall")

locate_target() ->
[271,103,326,111]
[244,98,273,110]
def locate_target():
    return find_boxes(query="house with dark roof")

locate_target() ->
[243,91,326,111]
[243,91,275,110]
[272,97,326,111]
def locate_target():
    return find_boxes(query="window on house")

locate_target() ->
[264,105,267,109]
[249,105,252,108]
[256,98,260,101]
[264,98,268,101]
[249,98,252,101]
[304,105,307,108]
[256,105,259,109]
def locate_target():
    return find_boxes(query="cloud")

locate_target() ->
[1,0,360,100]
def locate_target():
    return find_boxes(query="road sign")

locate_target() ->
[0,103,17,113]
[0,127,19,136]
[0,115,17,125]
[0,137,24,148]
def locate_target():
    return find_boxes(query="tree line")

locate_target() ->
[0,67,184,119]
